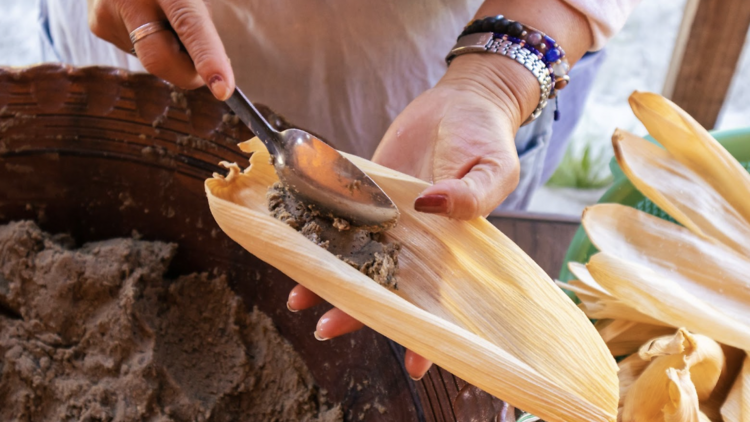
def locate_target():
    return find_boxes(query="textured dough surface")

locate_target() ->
[0,221,342,422]
[267,182,400,289]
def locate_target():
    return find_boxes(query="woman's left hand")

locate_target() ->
[288,53,540,380]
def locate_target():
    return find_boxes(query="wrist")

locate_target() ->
[438,53,540,130]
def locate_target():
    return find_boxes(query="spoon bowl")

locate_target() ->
[226,89,399,228]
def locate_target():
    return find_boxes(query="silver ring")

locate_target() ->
[129,21,170,45]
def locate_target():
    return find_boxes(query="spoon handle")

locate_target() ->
[225,88,281,154]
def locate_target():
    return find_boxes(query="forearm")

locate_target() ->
[439,0,594,129]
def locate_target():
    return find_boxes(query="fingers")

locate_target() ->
[88,0,234,98]
[157,0,234,99]
[414,153,520,220]
[314,308,364,341]
[88,0,134,53]
[287,284,323,312]
[131,15,205,89]
[287,289,431,380]
[404,350,433,381]
[285,286,364,341]
[285,286,365,341]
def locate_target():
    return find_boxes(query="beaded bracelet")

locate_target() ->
[459,15,571,94]
[446,32,552,125]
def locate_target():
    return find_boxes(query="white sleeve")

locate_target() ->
[562,0,643,50]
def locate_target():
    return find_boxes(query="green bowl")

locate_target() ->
[559,127,750,283]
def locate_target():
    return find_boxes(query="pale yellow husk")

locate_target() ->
[567,92,750,421]
[556,263,666,327]
[205,138,619,422]
[595,319,675,357]
[612,128,750,257]
[703,346,747,421]
[721,355,750,422]
[583,205,750,351]
[620,329,724,422]
[628,92,750,245]
[663,368,711,422]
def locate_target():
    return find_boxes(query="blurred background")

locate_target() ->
[2,0,749,216]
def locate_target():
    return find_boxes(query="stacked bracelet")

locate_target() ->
[459,15,571,92]
[446,15,571,124]
[446,33,552,125]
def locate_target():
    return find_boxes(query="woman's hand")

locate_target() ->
[87,0,234,100]
[373,54,538,219]
[288,53,540,380]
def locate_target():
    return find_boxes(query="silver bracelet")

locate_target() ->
[446,32,552,125]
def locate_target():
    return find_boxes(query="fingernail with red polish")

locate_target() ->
[313,331,329,341]
[286,302,298,313]
[414,194,449,214]
[208,74,230,101]
[410,375,424,382]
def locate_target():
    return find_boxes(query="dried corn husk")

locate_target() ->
[722,355,750,422]
[663,368,711,422]
[205,138,619,422]
[628,92,750,245]
[703,346,747,421]
[613,128,750,257]
[583,205,750,351]
[596,319,675,357]
[621,329,724,422]
[572,92,750,421]
[555,268,665,327]
[568,262,610,296]
[618,352,651,407]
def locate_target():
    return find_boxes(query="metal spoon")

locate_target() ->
[225,88,399,228]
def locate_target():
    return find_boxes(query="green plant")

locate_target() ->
[546,144,614,189]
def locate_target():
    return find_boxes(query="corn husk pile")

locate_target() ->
[205,138,619,421]
[557,92,750,422]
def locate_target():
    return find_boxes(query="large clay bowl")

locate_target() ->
[0,64,513,422]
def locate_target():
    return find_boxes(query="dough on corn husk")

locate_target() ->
[205,138,619,422]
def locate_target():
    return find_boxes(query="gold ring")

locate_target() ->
[129,21,171,45]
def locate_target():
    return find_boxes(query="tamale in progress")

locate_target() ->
[206,138,619,422]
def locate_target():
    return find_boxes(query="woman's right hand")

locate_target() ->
[87,0,235,100]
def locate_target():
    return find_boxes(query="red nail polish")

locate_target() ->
[208,74,223,86]
[208,74,230,100]
[414,194,449,214]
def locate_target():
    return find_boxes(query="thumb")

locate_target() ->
[414,155,519,220]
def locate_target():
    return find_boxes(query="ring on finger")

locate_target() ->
[129,21,171,45]
[128,21,188,58]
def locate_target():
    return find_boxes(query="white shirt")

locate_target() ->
[44,0,640,157]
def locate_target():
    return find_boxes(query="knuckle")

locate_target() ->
[166,3,204,40]
[88,2,111,39]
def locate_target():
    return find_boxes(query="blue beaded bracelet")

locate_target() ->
[460,15,570,96]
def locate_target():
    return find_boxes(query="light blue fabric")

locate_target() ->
[496,50,606,211]
[0,0,56,66]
